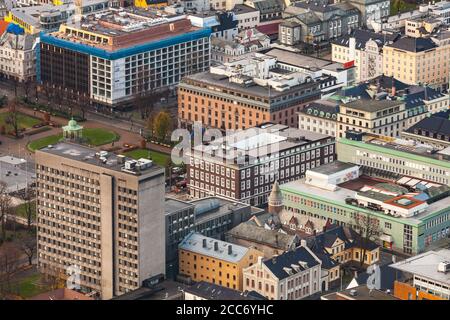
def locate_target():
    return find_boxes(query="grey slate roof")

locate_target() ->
[343,99,404,112]
[387,37,437,52]
[263,246,320,280]
[226,223,298,250]
[332,29,401,49]
[405,114,450,136]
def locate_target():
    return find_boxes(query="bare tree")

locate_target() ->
[6,99,20,138]
[22,79,34,103]
[0,182,12,243]
[18,184,35,230]
[16,234,35,266]
[0,246,20,297]
[352,212,381,266]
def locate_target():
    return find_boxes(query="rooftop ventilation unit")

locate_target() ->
[438,261,450,273]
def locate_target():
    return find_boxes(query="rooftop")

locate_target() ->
[386,36,438,52]
[190,123,332,164]
[179,232,250,263]
[308,161,358,175]
[342,99,404,112]
[390,249,450,285]
[281,173,450,225]
[322,285,399,300]
[263,246,320,280]
[50,7,200,51]
[38,142,164,178]
[226,223,298,250]
[184,281,266,300]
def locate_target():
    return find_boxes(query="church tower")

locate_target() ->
[268,180,283,214]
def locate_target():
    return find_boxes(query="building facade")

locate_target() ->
[242,245,323,300]
[178,232,263,291]
[186,123,336,206]
[39,8,211,109]
[36,142,166,299]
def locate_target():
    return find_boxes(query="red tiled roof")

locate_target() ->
[256,22,279,35]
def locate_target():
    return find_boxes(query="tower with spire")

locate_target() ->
[268,180,283,214]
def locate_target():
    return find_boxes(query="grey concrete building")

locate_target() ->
[35,142,166,299]
[164,196,263,277]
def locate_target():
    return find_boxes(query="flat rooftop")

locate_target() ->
[266,48,345,72]
[191,123,331,164]
[391,249,450,285]
[38,142,163,178]
[179,232,249,264]
[182,69,318,100]
[51,8,199,50]
[281,174,450,225]
[309,161,357,175]
[322,285,399,300]
[340,134,450,167]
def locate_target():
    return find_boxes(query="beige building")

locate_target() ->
[0,31,37,82]
[383,32,450,89]
[243,245,323,300]
[35,142,166,299]
[337,99,407,138]
[178,232,263,291]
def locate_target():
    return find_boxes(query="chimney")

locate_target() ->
[214,241,219,251]
[272,256,277,264]
[228,245,233,255]
[300,239,307,247]
[391,83,396,96]
[275,234,279,245]
[202,239,207,248]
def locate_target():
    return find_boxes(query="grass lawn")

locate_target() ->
[14,273,50,299]
[27,128,119,151]
[124,148,170,167]
[0,112,41,132]
[390,1,417,15]
[15,200,36,220]
[27,134,62,151]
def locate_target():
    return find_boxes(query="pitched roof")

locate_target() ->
[342,99,404,112]
[307,224,379,254]
[227,223,298,250]
[263,246,320,280]
[353,264,407,291]
[405,114,450,136]
[387,37,437,52]
[332,29,400,49]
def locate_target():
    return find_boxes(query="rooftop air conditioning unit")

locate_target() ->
[438,261,450,273]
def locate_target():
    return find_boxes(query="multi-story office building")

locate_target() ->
[383,32,450,89]
[178,53,325,130]
[336,99,406,139]
[178,232,263,291]
[35,142,166,299]
[164,196,262,276]
[242,245,323,300]
[187,123,336,206]
[331,30,400,82]
[39,7,211,109]
[279,160,450,255]
[338,132,450,185]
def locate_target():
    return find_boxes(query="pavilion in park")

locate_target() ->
[62,118,83,141]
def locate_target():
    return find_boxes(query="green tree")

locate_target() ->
[153,111,172,143]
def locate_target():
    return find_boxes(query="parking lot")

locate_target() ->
[0,156,35,193]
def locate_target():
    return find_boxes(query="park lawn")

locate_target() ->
[15,200,36,220]
[124,148,170,167]
[27,128,119,151]
[27,134,62,151]
[0,112,41,131]
[82,128,119,146]
[15,273,50,299]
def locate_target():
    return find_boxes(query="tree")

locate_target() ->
[18,184,35,230]
[0,247,20,297]
[22,79,34,103]
[0,182,12,243]
[153,111,172,143]
[6,99,20,137]
[352,212,381,267]
[16,233,35,266]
